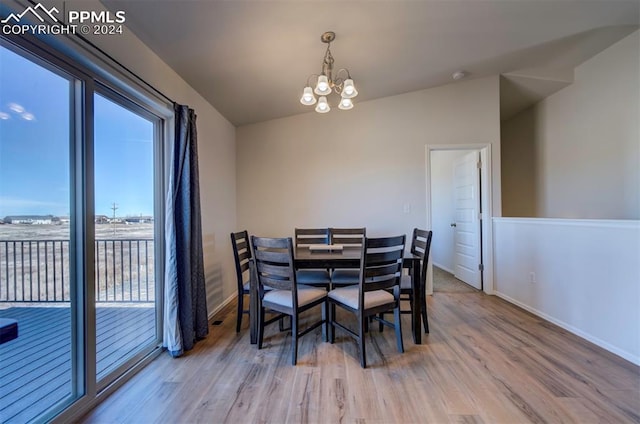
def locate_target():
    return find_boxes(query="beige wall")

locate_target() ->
[83,4,238,314]
[502,30,640,219]
[501,93,538,217]
[237,76,501,239]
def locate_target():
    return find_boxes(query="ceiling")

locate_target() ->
[100,1,639,127]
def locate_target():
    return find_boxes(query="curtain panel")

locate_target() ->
[164,103,209,357]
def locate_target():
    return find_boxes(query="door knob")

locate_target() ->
[450,223,457,227]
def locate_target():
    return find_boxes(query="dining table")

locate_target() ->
[249,245,425,345]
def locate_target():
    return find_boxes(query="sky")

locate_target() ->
[0,45,154,218]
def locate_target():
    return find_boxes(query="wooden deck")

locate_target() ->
[0,305,156,423]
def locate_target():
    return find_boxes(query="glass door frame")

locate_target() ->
[92,83,165,392]
[1,29,169,422]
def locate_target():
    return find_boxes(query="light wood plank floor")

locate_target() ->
[80,288,640,423]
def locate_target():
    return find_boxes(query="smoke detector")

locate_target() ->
[452,71,467,80]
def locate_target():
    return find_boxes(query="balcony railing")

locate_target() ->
[0,239,155,303]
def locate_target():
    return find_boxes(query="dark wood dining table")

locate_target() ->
[249,246,425,345]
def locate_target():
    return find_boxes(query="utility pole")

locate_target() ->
[111,202,118,236]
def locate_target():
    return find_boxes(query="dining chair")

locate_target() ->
[251,236,328,365]
[327,235,406,368]
[329,227,366,286]
[230,230,252,333]
[403,228,432,333]
[294,228,331,287]
[380,228,432,334]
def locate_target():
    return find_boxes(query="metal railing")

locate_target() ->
[0,239,155,303]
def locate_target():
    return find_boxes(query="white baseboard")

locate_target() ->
[433,262,454,275]
[495,291,640,366]
[208,292,238,321]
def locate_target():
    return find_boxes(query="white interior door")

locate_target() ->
[453,151,482,289]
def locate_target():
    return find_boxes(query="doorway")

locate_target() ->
[425,144,494,295]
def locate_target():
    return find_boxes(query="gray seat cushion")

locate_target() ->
[263,285,327,308]
[328,286,394,310]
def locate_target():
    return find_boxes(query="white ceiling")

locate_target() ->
[100,1,639,126]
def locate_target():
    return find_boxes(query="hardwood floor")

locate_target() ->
[80,289,640,423]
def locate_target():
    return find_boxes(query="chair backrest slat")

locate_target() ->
[295,228,329,247]
[238,250,251,261]
[258,262,293,278]
[365,279,400,292]
[366,234,403,248]
[330,227,366,246]
[235,239,248,251]
[299,236,329,245]
[255,249,290,264]
[365,262,401,278]
[412,238,427,253]
[364,250,403,266]
[258,275,294,291]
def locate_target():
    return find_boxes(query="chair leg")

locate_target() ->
[322,301,328,342]
[236,293,244,333]
[378,313,384,332]
[409,294,416,336]
[258,306,265,349]
[358,314,367,368]
[279,316,291,331]
[422,295,429,334]
[394,304,404,353]
[291,314,299,366]
[329,303,335,343]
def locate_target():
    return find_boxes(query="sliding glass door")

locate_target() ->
[0,44,80,422]
[93,91,161,386]
[0,36,166,421]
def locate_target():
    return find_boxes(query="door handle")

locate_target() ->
[450,223,457,227]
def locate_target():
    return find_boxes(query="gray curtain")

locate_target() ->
[164,103,209,357]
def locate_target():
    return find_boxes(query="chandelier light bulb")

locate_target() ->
[315,96,330,113]
[338,97,353,110]
[315,75,332,95]
[342,79,358,98]
[300,86,317,105]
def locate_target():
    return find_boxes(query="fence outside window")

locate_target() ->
[0,239,155,303]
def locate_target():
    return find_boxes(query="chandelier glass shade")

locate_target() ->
[300,31,358,113]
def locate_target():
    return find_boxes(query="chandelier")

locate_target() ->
[299,31,358,113]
